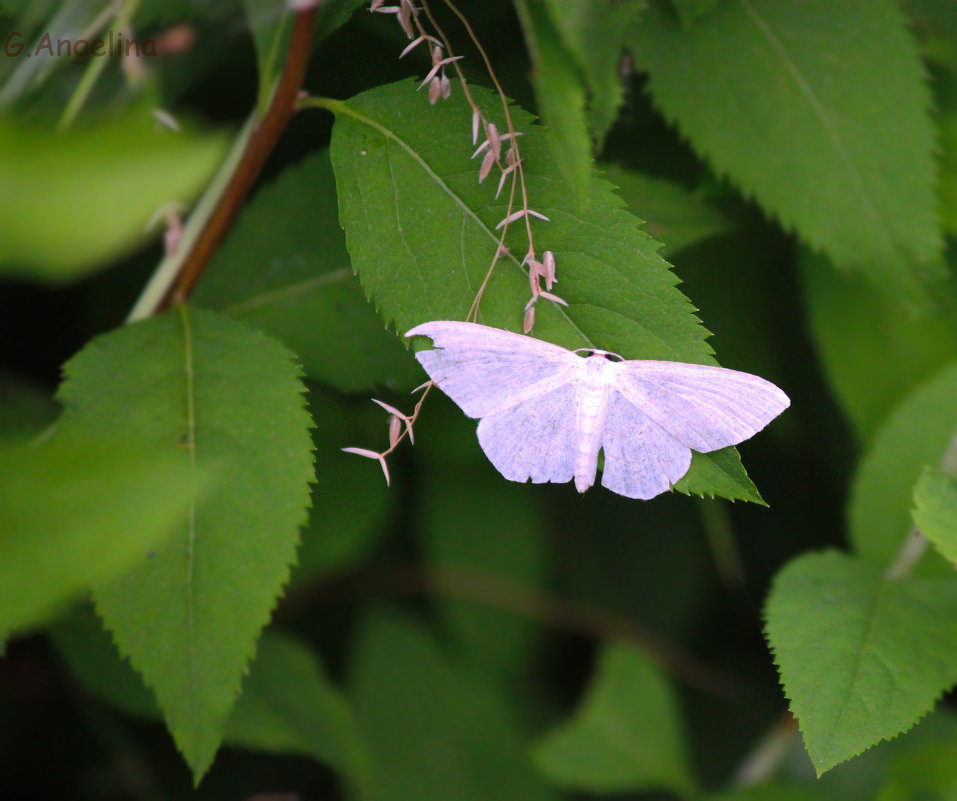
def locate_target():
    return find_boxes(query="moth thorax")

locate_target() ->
[577,360,612,434]
[582,352,614,381]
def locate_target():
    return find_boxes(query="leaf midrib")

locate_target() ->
[177,304,201,735]
[821,572,888,759]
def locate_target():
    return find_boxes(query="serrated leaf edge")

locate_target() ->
[762,550,950,775]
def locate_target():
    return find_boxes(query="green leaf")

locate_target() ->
[0,110,227,282]
[195,149,420,392]
[349,608,559,801]
[765,551,957,775]
[55,306,314,780]
[800,251,957,442]
[850,362,957,567]
[913,467,957,566]
[514,0,593,208]
[672,443,764,503]
[633,0,943,300]
[542,0,642,138]
[417,466,545,682]
[603,164,733,257]
[52,611,371,790]
[326,80,757,499]
[0,437,199,635]
[532,644,694,794]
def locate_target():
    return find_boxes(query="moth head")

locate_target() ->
[573,347,623,362]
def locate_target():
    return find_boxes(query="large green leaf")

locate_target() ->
[327,80,710,359]
[55,306,314,780]
[326,80,758,499]
[0,110,226,281]
[0,437,199,635]
[912,467,957,566]
[349,608,559,801]
[417,466,545,682]
[532,644,694,794]
[514,0,593,208]
[849,362,957,567]
[52,611,371,790]
[765,551,957,775]
[800,251,957,442]
[194,149,420,392]
[633,0,943,300]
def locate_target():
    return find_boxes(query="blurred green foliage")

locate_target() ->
[3,1,957,799]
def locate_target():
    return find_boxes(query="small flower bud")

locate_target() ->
[428,76,442,104]
[388,415,402,448]
[479,149,496,182]
[543,250,557,288]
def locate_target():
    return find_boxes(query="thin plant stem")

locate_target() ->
[380,382,434,458]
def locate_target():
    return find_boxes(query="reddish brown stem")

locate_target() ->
[156,6,317,312]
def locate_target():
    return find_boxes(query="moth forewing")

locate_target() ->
[613,361,790,453]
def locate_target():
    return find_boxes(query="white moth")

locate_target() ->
[406,321,790,500]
